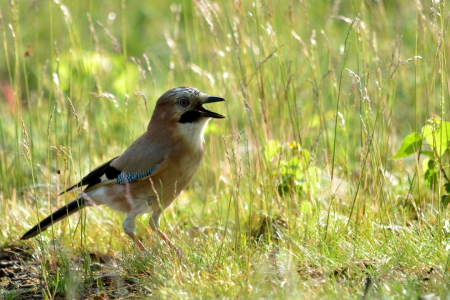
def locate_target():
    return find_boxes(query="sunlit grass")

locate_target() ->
[0,0,449,298]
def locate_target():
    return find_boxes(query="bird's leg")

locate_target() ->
[123,213,147,251]
[127,232,147,251]
[156,228,176,248]
[150,211,182,260]
[157,228,182,260]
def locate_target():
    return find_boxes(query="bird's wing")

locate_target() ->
[60,157,120,195]
[60,134,167,195]
[109,133,167,182]
[60,154,164,195]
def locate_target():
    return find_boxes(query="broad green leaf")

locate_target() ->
[391,132,422,159]
[285,157,302,178]
[422,118,440,145]
[435,121,450,157]
[277,174,305,196]
[422,158,438,189]
[424,169,438,189]
[422,158,435,173]
[441,194,450,208]
[283,153,311,178]
[422,120,450,157]
[420,151,434,158]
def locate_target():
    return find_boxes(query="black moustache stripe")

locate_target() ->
[179,110,202,123]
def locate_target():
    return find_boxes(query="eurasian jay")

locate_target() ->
[21,87,225,251]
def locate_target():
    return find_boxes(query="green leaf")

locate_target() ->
[391,133,422,159]
[284,157,301,176]
[422,158,435,172]
[441,194,450,208]
[420,151,434,158]
[444,183,450,194]
[422,158,438,189]
[435,121,450,157]
[277,174,305,197]
[422,118,440,147]
[422,119,450,157]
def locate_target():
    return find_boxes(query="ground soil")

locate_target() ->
[0,245,140,299]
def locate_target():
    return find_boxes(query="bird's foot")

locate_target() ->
[157,229,182,262]
[127,232,148,252]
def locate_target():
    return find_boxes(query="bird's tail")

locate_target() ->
[21,197,85,240]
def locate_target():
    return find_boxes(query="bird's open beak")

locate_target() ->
[196,96,226,119]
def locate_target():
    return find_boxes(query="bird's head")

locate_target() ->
[152,87,225,124]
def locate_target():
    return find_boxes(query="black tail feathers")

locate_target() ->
[21,197,85,240]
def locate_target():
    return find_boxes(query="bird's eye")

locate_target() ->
[179,98,190,107]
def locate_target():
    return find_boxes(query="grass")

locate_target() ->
[0,0,449,298]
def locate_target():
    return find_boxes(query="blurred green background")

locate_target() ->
[1,0,442,199]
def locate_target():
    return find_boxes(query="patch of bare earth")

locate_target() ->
[0,245,144,299]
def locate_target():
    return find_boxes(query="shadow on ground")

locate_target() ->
[0,245,142,299]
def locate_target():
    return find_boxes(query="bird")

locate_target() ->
[21,87,226,251]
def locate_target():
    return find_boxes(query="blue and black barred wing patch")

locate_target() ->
[116,165,159,184]
[60,157,160,194]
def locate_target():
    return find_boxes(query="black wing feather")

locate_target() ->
[59,156,120,195]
